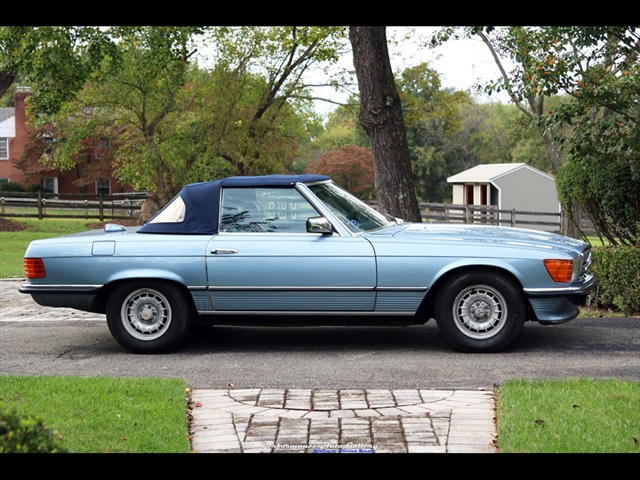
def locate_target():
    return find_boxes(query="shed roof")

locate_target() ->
[447,163,554,184]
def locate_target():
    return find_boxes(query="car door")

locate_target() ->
[206,186,376,312]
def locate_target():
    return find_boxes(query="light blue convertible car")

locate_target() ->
[20,174,596,354]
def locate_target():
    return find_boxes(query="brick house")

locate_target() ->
[0,88,129,195]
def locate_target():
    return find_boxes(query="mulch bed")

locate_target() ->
[0,217,28,232]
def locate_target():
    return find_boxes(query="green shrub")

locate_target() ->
[590,246,640,314]
[0,181,26,192]
[0,404,67,453]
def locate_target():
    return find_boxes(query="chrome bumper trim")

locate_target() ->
[19,283,103,294]
[523,274,597,297]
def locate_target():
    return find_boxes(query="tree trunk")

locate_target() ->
[0,72,16,100]
[349,26,421,222]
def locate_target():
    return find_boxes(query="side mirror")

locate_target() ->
[104,223,127,234]
[306,216,333,235]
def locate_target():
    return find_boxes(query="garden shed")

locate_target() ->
[446,163,560,232]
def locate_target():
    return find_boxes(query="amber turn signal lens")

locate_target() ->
[24,258,46,278]
[544,259,574,283]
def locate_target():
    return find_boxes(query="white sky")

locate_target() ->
[312,26,512,118]
[389,27,509,97]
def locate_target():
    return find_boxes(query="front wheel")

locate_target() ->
[435,271,526,353]
[106,280,192,354]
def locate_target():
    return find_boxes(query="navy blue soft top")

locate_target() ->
[138,174,330,235]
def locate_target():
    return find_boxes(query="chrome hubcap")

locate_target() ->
[453,285,507,339]
[121,289,172,341]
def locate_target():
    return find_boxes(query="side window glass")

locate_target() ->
[220,188,264,232]
[220,187,319,233]
[148,196,186,224]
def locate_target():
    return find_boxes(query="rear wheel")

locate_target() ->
[106,280,192,354]
[435,271,525,353]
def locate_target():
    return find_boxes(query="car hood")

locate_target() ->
[374,222,588,253]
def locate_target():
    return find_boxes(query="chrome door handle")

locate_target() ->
[211,249,238,254]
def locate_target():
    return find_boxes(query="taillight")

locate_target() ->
[24,258,46,279]
[544,259,574,283]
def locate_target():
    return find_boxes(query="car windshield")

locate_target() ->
[307,181,394,234]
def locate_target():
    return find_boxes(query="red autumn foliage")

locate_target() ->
[307,145,375,199]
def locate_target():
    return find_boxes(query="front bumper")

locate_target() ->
[522,274,597,300]
[523,274,598,324]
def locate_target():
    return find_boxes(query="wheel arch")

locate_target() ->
[417,265,531,322]
[93,277,197,316]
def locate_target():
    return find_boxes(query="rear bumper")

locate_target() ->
[19,283,103,313]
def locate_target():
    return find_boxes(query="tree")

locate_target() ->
[195,65,319,176]
[312,100,370,150]
[30,27,204,206]
[24,27,346,208]
[0,26,118,113]
[349,26,421,222]
[395,62,468,202]
[529,27,640,245]
[307,145,375,200]
[196,27,345,177]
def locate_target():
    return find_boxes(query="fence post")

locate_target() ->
[99,193,104,221]
[511,209,516,227]
[464,205,470,224]
[37,190,43,219]
[1,197,4,215]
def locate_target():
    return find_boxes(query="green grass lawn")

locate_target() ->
[0,375,191,453]
[497,378,640,453]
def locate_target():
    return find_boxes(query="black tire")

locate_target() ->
[435,271,526,353]
[106,280,192,354]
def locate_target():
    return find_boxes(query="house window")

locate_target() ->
[39,130,56,145]
[96,178,111,195]
[0,178,9,185]
[43,177,58,193]
[0,138,8,159]
[95,138,110,159]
